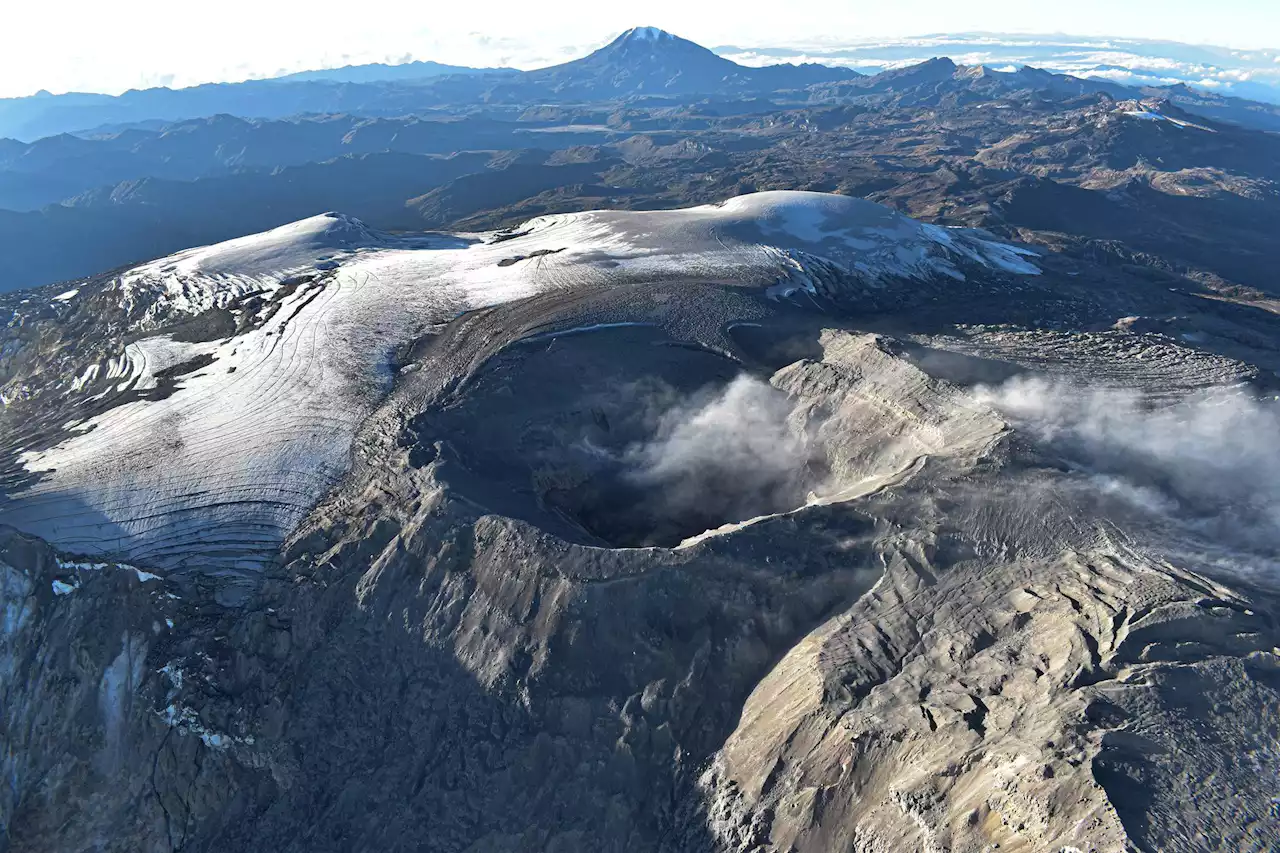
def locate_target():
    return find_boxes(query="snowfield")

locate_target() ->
[1117,105,1217,132]
[1,192,1039,580]
[115,212,387,326]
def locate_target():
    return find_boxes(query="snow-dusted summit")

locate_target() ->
[118,212,383,324]
[619,26,676,43]
[0,191,1037,582]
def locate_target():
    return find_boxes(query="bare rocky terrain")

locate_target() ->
[3,28,1280,853]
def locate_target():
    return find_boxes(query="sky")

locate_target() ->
[4,0,1279,98]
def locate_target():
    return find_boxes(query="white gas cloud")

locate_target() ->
[977,377,1280,560]
[624,375,819,526]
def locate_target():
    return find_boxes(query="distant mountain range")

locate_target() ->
[2,27,1280,294]
[0,28,860,141]
[0,113,616,211]
[717,33,1280,105]
[274,60,515,85]
[6,28,1280,143]
[5,27,1279,144]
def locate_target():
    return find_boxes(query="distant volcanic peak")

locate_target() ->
[531,25,746,91]
[870,56,958,84]
[601,25,709,58]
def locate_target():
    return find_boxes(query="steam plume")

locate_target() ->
[977,376,1280,558]
[623,375,818,531]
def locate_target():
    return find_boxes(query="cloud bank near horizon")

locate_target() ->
[720,34,1280,104]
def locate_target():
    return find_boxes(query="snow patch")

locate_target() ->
[158,693,254,750]
[623,26,672,42]
[1119,106,1217,132]
[52,556,164,586]
[158,661,184,696]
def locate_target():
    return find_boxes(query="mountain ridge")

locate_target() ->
[275,59,517,85]
[0,27,861,140]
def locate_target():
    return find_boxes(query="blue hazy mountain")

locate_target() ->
[274,60,516,84]
[0,28,858,141]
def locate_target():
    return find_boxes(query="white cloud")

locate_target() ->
[978,377,1280,574]
[728,33,1280,102]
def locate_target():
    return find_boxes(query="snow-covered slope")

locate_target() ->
[117,212,385,325]
[1,192,1038,582]
[1115,101,1217,132]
